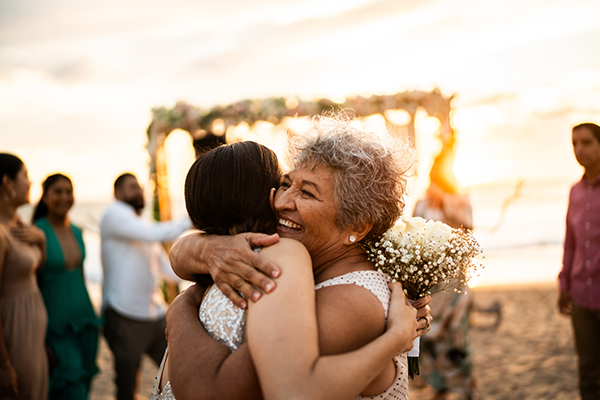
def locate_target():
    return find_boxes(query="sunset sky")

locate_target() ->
[2,0,600,202]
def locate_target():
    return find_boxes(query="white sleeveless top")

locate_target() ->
[152,270,408,400]
[315,270,409,400]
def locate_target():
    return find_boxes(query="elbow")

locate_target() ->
[169,241,185,279]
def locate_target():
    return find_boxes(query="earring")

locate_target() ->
[349,235,356,243]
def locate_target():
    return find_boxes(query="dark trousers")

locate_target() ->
[102,306,168,400]
[572,304,600,400]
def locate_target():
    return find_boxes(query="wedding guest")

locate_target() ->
[100,173,190,400]
[558,122,600,400]
[32,174,101,400]
[0,153,48,400]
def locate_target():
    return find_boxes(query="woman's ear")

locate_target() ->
[344,222,374,245]
[1,174,11,191]
[269,188,276,212]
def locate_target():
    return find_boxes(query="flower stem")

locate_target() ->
[408,356,420,379]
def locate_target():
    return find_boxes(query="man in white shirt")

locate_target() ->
[100,173,191,400]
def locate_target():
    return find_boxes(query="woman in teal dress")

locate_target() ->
[32,174,101,400]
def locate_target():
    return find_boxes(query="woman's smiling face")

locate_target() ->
[43,177,74,218]
[274,163,351,265]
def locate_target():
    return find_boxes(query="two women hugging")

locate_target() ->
[153,113,433,400]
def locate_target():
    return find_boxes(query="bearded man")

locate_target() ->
[100,173,190,400]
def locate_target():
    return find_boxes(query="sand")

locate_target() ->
[89,283,580,400]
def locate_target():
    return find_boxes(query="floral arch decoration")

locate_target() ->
[146,88,455,222]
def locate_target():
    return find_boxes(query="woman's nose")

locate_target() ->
[274,188,295,211]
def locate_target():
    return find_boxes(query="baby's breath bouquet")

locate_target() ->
[363,215,483,378]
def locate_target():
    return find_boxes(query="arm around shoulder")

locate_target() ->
[247,241,413,400]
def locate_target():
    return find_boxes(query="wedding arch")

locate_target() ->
[146,89,456,222]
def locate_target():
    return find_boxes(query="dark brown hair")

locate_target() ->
[573,123,600,143]
[32,173,72,223]
[184,141,282,236]
[0,153,24,181]
[114,173,136,191]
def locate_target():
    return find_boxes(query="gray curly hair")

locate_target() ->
[289,112,415,241]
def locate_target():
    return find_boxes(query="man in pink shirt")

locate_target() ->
[558,122,600,400]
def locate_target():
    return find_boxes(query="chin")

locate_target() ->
[276,227,302,239]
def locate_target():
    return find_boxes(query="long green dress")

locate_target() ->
[35,218,102,400]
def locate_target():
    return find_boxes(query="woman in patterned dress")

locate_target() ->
[166,114,433,400]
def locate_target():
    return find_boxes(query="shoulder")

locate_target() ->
[34,217,50,231]
[315,271,388,312]
[260,238,310,261]
[315,276,387,353]
[570,179,584,194]
[260,238,311,274]
[101,201,132,222]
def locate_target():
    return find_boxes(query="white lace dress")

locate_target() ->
[152,270,408,400]
[151,284,245,400]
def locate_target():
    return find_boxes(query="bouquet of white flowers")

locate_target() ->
[362,215,484,378]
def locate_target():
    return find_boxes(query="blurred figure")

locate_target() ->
[32,174,101,400]
[413,147,475,400]
[414,140,473,231]
[0,153,48,400]
[558,122,600,400]
[100,173,190,400]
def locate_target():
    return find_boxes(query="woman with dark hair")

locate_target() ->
[0,153,48,400]
[152,140,420,400]
[32,174,100,400]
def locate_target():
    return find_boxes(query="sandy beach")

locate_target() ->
[88,282,579,400]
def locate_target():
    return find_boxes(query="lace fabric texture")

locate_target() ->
[151,379,174,400]
[151,285,246,400]
[199,284,246,352]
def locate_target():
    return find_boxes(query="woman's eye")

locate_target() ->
[301,190,314,198]
[280,182,290,189]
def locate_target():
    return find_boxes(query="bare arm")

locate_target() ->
[167,241,430,400]
[247,240,418,400]
[166,285,263,400]
[10,218,46,267]
[169,232,281,308]
[0,231,18,398]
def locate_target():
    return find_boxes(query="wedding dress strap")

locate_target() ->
[314,270,391,316]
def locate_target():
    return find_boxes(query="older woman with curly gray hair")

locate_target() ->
[289,114,410,242]
[165,113,432,400]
